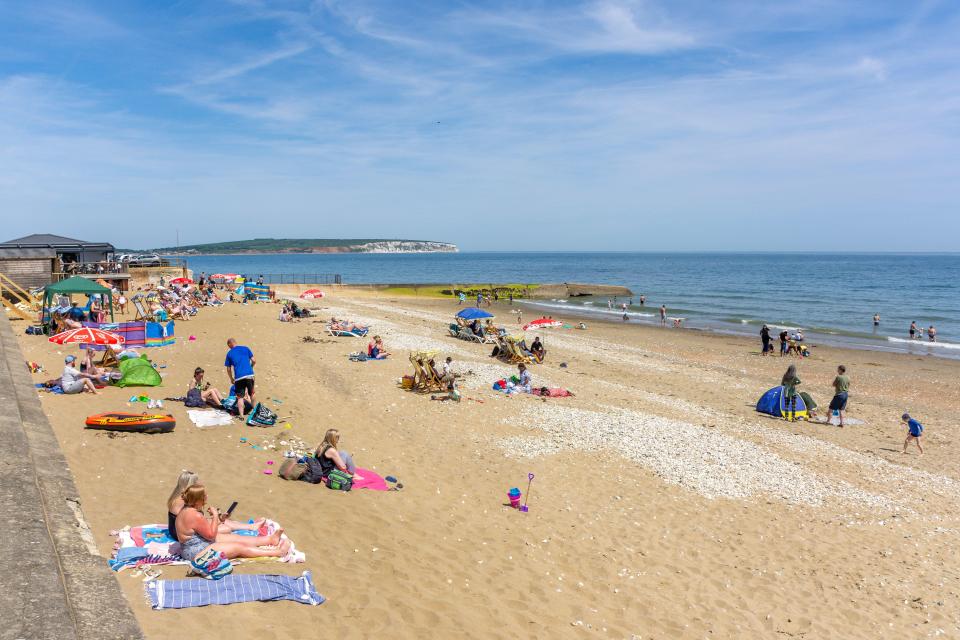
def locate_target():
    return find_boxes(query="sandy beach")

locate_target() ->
[14,290,960,639]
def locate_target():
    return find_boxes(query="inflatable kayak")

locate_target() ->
[85,412,176,434]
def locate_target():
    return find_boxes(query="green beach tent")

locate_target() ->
[42,276,114,322]
[115,356,162,388]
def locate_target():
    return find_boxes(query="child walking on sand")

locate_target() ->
[901,413,924,455]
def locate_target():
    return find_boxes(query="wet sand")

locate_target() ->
[15,291,960,639]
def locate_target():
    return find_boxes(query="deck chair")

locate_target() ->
[131,295,153,321]
[458,328,483,343]
[409,352,443,393]
[99,348,120,369]
[448,324,461,338]
[506,338,533,365]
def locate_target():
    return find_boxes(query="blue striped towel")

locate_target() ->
[145,571,324,610]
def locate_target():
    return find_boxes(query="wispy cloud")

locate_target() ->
[1,1,959,250]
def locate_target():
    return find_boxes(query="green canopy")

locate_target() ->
[42,276,114,322]
[115,356,162,388]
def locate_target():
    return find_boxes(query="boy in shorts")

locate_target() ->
[901,413,924,455]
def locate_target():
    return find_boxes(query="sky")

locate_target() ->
[0,0,958,251]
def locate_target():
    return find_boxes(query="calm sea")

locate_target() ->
[179,252,960,360]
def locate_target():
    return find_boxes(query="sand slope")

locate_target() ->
[15,293,960,639]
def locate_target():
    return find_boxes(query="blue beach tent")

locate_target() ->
[756,386,809,419]
[456,307,494,320]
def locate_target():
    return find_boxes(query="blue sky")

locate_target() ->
[1,0,958,251]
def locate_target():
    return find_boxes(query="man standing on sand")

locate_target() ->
[225,338,256,414]
[659,304,667,327]
[457,292,465,305]
[829,365,850,427]
[779,330,789,356]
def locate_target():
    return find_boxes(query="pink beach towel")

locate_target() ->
[351,467,389,491]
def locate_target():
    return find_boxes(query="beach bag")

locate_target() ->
[245,402,277,427]
[300,457,326,484]
[326,468,353,491]
[184,387,204,408]
[189,546,233,580]
[279,459,307,481]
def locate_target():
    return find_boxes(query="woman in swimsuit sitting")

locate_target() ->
[175,484,290,563]
[186,368,225,408]
[167,470,263,537]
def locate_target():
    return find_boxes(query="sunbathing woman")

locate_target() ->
[186,367,225,408]
[175,484,289,563]
[368,335,391,359]
[167,470,264,538]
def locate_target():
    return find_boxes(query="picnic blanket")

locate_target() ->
[187,409,234,428]
[110,520,303,571]
[145,570,323,610]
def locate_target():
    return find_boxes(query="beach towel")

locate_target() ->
[145,571,323,610]
[110,520,302,571]
[352,468,390,491]
[531,387,575,398]
[187,409,234,428]
[35,383,64,394]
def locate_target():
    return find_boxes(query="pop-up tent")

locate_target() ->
[41,276,114,322]
[756,386,808,419]
[115,356,162,388]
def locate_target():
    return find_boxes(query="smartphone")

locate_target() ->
[225,501,238,517]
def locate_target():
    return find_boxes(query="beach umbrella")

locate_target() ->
[170,277,193,285]
[523,317,563,331]
[456,307,494,320]
[49,327,124,345]
[300,289,324,299]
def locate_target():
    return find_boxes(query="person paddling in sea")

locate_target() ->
[659,304,667,327]
[873,313,880,328]
[781,365,801,422]
[927,325,937,342]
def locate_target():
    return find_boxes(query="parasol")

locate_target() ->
[49,327,125,345]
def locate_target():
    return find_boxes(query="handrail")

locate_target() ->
[0,272,36,306]
[0,281,35,322]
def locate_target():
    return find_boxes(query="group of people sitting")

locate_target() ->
[278,301,310,322]
[366,335,391,359]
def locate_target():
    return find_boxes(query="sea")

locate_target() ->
[179,252,960,360]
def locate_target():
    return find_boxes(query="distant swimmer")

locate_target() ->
[622,313,629,322]
[873,313,880,327]
[909,321,918,339]
[607,299,612,310]
[928,325,937,342]
[639,295,646,306]
[659,305,667,327]
[621,303,628,312]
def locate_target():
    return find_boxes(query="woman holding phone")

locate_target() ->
[167,470,264,539]
[175,484,289,562]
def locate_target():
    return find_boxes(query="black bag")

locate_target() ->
[300,457,327,484]
[245,402,277,426]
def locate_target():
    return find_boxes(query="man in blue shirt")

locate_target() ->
[67,302,85,323]
[225,338,256,414]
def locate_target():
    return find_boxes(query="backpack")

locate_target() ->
[300,457,327,484]
[245,402,277,427]
[326,468,353,491]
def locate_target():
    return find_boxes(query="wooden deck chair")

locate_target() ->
[99,348,120,369]
[131,295,153,321]
[506,338,533,365]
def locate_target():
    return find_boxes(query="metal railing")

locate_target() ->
[232,273,342,285]
[59,262,128,276]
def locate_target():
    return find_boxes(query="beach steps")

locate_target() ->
[0,272,37,322]
[0,312,142,639]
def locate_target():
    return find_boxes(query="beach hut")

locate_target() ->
[756,386,809,420]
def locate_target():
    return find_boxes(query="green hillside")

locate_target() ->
[121,238,453,254]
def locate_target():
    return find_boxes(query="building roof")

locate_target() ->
[0,247,57,259]
[0,234,114,251]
